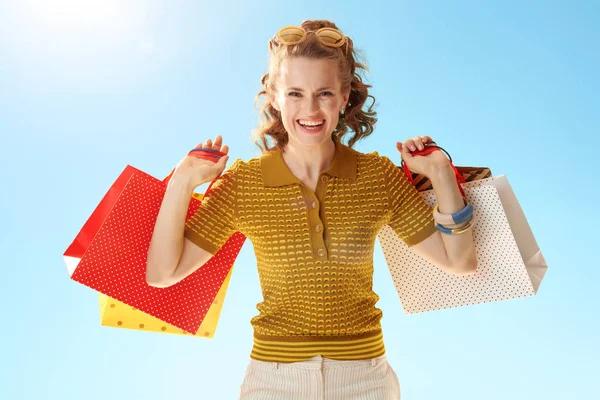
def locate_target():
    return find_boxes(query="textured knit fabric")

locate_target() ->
[238,354,401,399]
[184,140,436,363]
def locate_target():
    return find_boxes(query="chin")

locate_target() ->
[294,130,334,147]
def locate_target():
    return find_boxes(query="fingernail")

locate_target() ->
[410,145,416,151]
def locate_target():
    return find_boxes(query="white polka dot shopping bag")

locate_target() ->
[378,173,548,314]
[63,164,246,335]
[380,144,547,313]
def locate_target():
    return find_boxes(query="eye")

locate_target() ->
[288,91,301,97]
[320,91,333,97]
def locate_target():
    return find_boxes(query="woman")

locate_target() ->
[146,19,477,400]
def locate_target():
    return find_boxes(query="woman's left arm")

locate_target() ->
[428,164,478,274]
[398,136,478,276]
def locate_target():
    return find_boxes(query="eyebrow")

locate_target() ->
[286,87,335,92]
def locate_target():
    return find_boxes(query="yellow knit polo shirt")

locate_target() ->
[184,140,436,363]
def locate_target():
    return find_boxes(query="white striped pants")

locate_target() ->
[238,354,401,399]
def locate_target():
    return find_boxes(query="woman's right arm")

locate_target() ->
[146,135,230,288]
[145,174,214,288]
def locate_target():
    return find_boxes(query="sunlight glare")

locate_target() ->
[7,0,155,90]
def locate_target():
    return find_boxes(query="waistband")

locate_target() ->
[249,353,388,370]
[250,329,385,364]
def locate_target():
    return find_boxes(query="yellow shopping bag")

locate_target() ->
[98,265,234,338]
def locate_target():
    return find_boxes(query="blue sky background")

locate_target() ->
[1,1,598,399]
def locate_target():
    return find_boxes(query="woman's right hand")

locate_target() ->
[172,135,230,190]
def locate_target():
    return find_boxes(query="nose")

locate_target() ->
[306,96,320,115]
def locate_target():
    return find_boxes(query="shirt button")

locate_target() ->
[311,200,318,209]
[317,249,325,257]
[321,175,328,183]
[315,225,322,232]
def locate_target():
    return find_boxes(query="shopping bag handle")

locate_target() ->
[400,143,467,197]
[162,148,228,196]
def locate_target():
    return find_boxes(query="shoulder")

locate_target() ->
[234,154,263,175]
[221,155,262,183]
[353,147,396,172]
[225,157,246,172]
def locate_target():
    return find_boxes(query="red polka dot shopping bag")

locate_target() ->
[63,150,246,335]
[379,144,548,313]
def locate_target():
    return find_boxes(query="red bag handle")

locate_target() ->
[401,144,467,197]
[162,148,228,196]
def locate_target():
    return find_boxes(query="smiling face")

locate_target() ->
[270,56,350,148]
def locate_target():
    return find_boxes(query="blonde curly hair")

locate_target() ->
[252,20,377,153]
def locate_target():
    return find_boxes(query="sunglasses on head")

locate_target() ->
[272,26,349,55]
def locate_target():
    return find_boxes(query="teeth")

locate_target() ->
[298,120,325,126]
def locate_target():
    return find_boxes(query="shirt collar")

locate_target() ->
[261,140,357,187]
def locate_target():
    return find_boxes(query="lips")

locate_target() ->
[296,119,326,134]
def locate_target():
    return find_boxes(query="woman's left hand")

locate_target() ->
[396,135,450,177]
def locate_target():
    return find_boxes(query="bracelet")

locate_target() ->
[435,219,474,235]
[437,219,470,229]
[432,201,473,226]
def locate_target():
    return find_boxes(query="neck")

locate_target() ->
[282,139,336,181]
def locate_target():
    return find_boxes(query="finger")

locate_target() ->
[397,141,413,160]
[404,139,417,152]
[421,135,433,145]
[213,135,222,150]
[220,144,229,154]
[204,138,213,148]
[216,153,230,169]
[413,136,424,151]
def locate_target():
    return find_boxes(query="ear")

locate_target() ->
[269,93,280,112]
[341,87,351,109]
